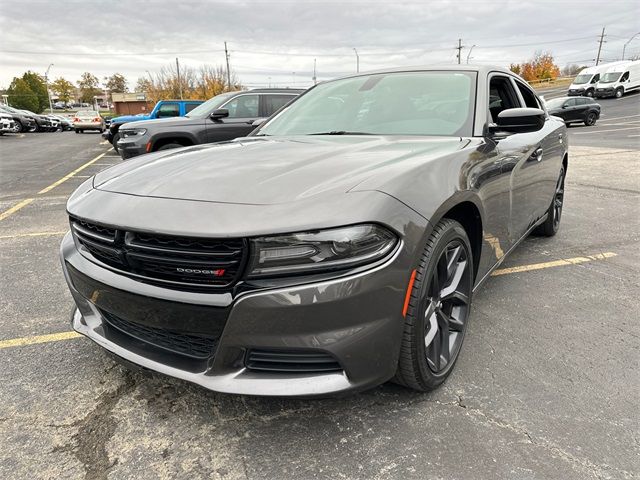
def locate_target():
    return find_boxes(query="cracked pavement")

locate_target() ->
[0,112,639,479]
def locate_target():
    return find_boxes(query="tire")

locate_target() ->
[615,88,624,99]
[156,143,183,151]
[14,121,23,133]
[585,89,594,97]
[534,166,565,237]
[75,129,79,133]
[112,132,120,153]
[584,112,597,126]
[394,219,474,391]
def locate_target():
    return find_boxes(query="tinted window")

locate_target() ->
[591,74,600,83]
[157,103,179,118]
[489,76,521,120]
[515,81,540,108]
[263,94,296,115]
[222,94,260,118]
[260,71,476,137]
[186,91,237,118]
[185,103,200,113]
[620,72,629,82]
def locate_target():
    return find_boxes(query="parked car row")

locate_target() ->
[567,60,640,98]
[0,106,97,135]
[111,89,303,159]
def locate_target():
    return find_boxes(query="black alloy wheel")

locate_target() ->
[394,219,474,391]
[14,120,23,133]
[535,166,565,236]
[585,112,597,126]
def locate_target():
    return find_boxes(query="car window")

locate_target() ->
[185,103,200,113]
[591,74,600,83]
[222,94,260,118]
[157,103,180,118]
[620,72,629,82]
[263,94,297,115]
[565,99,577,107]
[489,76,521,121]
[514,81,540,108]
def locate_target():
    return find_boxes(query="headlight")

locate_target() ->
[247,224,398,278]
[120,128,146,138]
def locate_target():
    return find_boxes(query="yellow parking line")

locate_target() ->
[0,231,66,239]
[0,198,35,222]
[38,151,108,194]
[492,252,617,276]
[0,331,81,350]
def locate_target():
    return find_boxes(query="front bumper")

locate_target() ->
[567,89,586,96]
[60,225,415,396]
[116,137,147,159]
[74,122,103,130]
[595,88,615,98]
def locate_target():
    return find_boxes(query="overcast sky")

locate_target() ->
[1,0,639,91]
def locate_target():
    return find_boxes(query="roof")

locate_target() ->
[245,88,306,93]
[321,64,518,82]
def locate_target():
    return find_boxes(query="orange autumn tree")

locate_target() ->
[510,52,561,82]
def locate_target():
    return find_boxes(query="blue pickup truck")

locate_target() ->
[103,99,203,152]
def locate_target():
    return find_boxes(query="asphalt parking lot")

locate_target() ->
[0,96,638,480]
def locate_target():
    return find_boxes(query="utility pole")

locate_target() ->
[595,27,606,65]
[44,63,54,113]
[175,58,183,99]
[353,48,359,73]
[456,39,464,64]
[622,32,640,60]
[313,58,317,85]
[466,45,476,64]
[224,42,232,89]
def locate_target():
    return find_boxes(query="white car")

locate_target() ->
[72,110,105,133]
[0,113,15,134]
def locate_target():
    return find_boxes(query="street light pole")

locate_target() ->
[622,32,640,60]
[353,48,359,73]
[466,45,476,64]
[44,63,54,113]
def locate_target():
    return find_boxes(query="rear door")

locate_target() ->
[204,93,260,143]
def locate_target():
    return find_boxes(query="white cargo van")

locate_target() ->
[567,64,612,97]
[595,60,640,98]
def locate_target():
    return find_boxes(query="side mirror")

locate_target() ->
[210,109,229,120]
[561,104,568,109]
[251,118,267,128]
[489,108,545,135]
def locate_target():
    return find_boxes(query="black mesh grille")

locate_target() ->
[70,217,247,291]
[101,310,217,359]
[246,349,343,373]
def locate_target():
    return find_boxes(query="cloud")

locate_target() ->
[1,0,639,89]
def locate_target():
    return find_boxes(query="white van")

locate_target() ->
[595,60,640,98]
[567,63,617,97]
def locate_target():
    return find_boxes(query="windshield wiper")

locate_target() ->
[309,131,374,135]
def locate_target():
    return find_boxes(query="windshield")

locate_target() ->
[545,98,566,109]
[600,72,622,83]
[257,71,476,137]
[573,74,592,85]
[185,92,238,118]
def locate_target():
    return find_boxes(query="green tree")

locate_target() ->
[6,77,39,111]
[77,72,101,103]
[21,71,49,112]
[51,77,75,103]
[105,73,128,93]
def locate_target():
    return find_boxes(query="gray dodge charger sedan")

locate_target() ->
[61,65,567,396]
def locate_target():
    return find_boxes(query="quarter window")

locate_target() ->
[222,95,260,118]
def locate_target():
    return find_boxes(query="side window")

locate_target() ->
[263,95,296,115]
[565,99,577,107]
[591,74,600,83]
[185,103,200,113]
[620,72,629,82]
[222,95,260,118]
[515,81,541,108]
[489,76,521,121]
[157,103,180,118]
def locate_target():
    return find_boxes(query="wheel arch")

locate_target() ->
[151,134,196,151]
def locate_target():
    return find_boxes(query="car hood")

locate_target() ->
[94,136,471,205]
[112,114,150,124]
[120,116,198,129]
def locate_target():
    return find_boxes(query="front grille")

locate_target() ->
[70,217,247,291]
[246,349,343,373]
[101,310,217,359]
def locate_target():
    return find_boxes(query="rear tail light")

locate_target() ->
[93,117,101,122]
[73,117,80,122]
